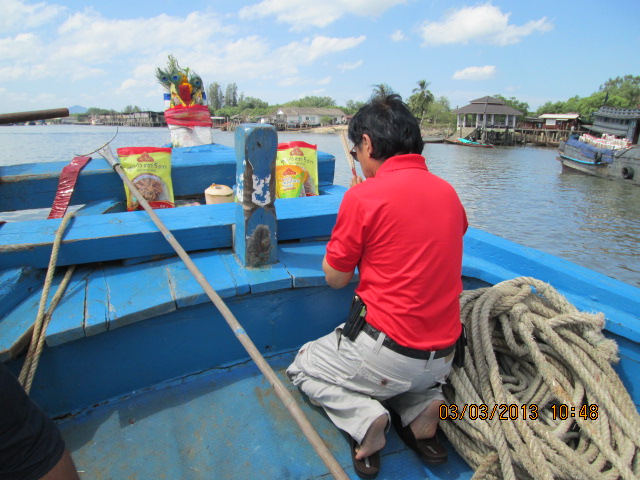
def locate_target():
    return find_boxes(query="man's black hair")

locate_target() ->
[347,94,424,161]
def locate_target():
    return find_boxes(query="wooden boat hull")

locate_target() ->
[558,138,640,185]
[443,137,494,148]
[2,131,638,479]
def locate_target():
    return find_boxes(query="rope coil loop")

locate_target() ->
[443,277,640,480]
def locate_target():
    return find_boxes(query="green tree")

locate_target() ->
[370,84,396,101]
[207,82,223,110]
[224,83,238,107]
[122,105,141,113]
[493,94,529,117]
[426,96,455,126]
[286,96,336,108]
[408,80,435,127]
[344,100,365,114]
[238,96,269,110]
[600,75,640,107]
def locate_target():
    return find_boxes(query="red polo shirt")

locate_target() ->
[325,154,468,350]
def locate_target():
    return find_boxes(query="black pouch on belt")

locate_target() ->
[342,295,367,341]
[453,324,467,368]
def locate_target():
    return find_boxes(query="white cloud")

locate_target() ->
[419,3,552,46]
[0,0,65,33]
[390,30,406,42]
[240,0,407,31]
[0,4,369,110]
[453,65,496,81]
[0,33,41,61]
[338,60,364,72]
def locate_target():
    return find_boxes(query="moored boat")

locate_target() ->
[1,122,639,479]
[558,106,640,185]
[444,137,494,148]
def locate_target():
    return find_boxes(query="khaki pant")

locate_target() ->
[286,324,454,443]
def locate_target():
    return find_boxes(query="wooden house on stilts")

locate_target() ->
[452,96,523,146]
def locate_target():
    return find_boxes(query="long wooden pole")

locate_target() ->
[0,108,69,125]
[96,145,349,480]
[339,130,357,177]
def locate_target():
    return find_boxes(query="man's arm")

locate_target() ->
[322,256,354,289]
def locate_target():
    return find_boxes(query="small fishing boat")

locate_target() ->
[1,114,638,479]
[558,106,640,185]
[444,137,494,148]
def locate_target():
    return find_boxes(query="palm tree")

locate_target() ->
[370,84,396,101]
[409,80,435,128]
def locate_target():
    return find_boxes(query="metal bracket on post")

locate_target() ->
[234,124,278,268]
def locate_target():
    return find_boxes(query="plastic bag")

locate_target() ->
[117,147,175,211]
[276,141,318,198]
[165,105,213,147]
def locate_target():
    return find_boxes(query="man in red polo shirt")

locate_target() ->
[287,94,467,478]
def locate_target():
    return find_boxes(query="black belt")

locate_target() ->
[360,323,455,360]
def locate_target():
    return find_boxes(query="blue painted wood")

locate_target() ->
[0,203,236,269]
[84,268,109,337]
[1,144,335,212]
[0,186,346,269]
[0,272,68,362]
[0,266,43,318]
[278,242,327,287]
[10,284,354,417]
[102,258,176,331]
[239,261,292,295]
[234,124,278,267]
[166,250,237,308]
[278,241,346,289]
[275,193,342,241]
[74,198,124,216]
[46,267,90,346]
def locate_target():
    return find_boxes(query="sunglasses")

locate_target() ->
[349,145,359,162]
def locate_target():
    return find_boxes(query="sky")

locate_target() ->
[1,0,638,115]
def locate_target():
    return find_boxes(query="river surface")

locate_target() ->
[1,124,639,287]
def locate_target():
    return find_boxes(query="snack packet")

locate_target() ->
[276,141,318,198]
[275,165,307,198]
[117,147,175,211]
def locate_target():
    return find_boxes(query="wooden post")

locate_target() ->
[234,124,278,268]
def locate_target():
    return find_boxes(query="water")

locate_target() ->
[1,125,639,287]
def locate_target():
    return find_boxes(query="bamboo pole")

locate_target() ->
[95,144,349,480]
[339,130,357,177]
[0,108,69,125]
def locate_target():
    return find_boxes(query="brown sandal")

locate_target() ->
[391,413,448,464]
[350,437,380,479]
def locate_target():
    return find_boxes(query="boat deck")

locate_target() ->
[57,349,473,480]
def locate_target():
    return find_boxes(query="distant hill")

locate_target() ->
[68,105,87,114]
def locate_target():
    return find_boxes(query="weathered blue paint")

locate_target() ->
[0,190,342,269]
[0,143,335,212]
[2,126,639,480]
[234,124,278,267]
[0,266,43,318]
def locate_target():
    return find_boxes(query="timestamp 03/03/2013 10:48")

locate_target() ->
[439,403,599,421]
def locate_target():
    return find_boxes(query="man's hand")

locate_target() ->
[350,175,364,188]
[322,256,353,289]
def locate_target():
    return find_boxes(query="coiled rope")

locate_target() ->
[19,212,76,394]
[442,277,640,480]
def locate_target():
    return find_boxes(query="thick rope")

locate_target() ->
[442,277,640,480]
[19,212,76,394]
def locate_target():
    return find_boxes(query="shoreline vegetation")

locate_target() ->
[275,124,448,137]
